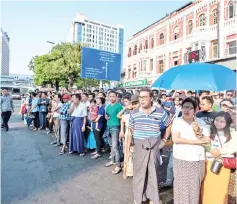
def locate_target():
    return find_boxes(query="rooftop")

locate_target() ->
[131,1,193,39]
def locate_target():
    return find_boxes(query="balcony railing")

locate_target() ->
[224,17,236,27]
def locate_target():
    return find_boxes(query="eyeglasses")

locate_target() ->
[139,96,150,100]
[227,94,233,97]
[182,106,194,110]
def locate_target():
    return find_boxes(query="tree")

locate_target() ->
[28,56,38,72]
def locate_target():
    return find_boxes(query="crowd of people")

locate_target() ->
[8,87,236,204]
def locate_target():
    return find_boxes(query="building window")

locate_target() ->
[150,59,153,71]
[228,1,236,19]
[213,9,218,24]
[128,48,132,57]
[141,60,147,71]
[133,45,137,55]
[173,26,179,40]
[212,41,218,58]
[229,41,237,55]
[174,59,179,66]
[188,20,193,34]
[144,40,148,49]
[199,14,206,26]
[160,33,164,45]
[159,60,164,73]
[150,38,154,49]
[139,43,142,53]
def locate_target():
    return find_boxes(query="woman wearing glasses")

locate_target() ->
[171,98,210,204]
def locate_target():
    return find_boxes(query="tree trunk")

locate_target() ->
[55,80,59,91]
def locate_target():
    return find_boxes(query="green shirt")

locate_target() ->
[106,103,123,127]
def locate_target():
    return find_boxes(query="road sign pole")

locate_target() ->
[99,80,103,89]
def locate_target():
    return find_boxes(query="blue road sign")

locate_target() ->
[81,47,121,81]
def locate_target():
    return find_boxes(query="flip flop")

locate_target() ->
[105,161,115,167]
[91,154,101,159]
[112,167,122,175]
[59,151,65,155]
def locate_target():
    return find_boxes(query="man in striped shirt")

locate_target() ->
[129,87,171,204]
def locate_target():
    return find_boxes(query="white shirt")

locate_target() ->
[172,117,210,161]
[53,103,62,118]
[71,103,87,117]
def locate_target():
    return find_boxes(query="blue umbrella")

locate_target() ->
[152,63,236,91]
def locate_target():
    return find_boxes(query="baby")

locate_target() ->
[89,99,99,131]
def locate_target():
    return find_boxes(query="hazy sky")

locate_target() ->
[2,1,189,75]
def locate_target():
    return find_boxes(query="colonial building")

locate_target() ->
[124,0,236,87]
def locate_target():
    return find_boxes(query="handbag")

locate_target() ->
[216,134,236,170]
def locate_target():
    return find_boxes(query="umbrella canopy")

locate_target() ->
[152,63,236,92]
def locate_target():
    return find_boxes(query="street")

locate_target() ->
[1,101,173,204]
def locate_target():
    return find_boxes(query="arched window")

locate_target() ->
[173,26,180,40]
[145,40,148,49]
[133,45,137,55]
[213,9,218,24]
[228,1,236,19]
[199,14,206,26]
[159,60,164,73]
[128,48,132,57]
[151,38,154,48]
[139,43,142,52]
[160,33,164,45]
[188,20,193,34]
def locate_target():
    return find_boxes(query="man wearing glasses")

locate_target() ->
[226,90,236,105]
[129,87,171,204]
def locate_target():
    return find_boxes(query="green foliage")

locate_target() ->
[31,42,93,90]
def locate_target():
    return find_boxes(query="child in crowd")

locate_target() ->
[89,99,99,131]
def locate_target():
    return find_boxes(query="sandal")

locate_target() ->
[105,161,115,167]
[112,167,122,175]
[91,154,101,159]
[80,153,85,157]
[59,151,65,155]
[90,151,97,155]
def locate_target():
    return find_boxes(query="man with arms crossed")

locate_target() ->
[129,87,171,204]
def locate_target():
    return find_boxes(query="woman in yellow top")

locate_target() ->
[201,111,237,204]
[117,94,139,179]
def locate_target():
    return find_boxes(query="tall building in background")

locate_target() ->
[67,13,124,63]
[0,28,10,76]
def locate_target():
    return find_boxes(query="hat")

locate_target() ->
[131,94,139,103]
[62,94,70,99]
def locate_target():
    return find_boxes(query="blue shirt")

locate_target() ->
[31,98,39,112]
[92,106,105,129]
[59,102,71,120]
[129,106,171,139]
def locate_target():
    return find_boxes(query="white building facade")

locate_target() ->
[67,13,124,57]
[124,0,237,86]
[0,28,10,76]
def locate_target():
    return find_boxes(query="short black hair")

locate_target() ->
[98,92,106,97]
[140,87,153,98]
[187,90,193,94]
[220,99,234,106]
[99,97,106,104]
[93,89,99,93]
[74,94,81,100]
[32,92,37,97]
[123,94,131,101]
[89,93,95,98]
[82,93,88,97]
[90,99,96,104]
[201,96,214,105]
[109,90,117,96]
[182,97,197,110]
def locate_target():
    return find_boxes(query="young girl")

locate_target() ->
[89,99,99,131]
[86,99,97,151]
[202,111,237,204]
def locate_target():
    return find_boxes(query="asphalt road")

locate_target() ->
[1,100,173,204]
